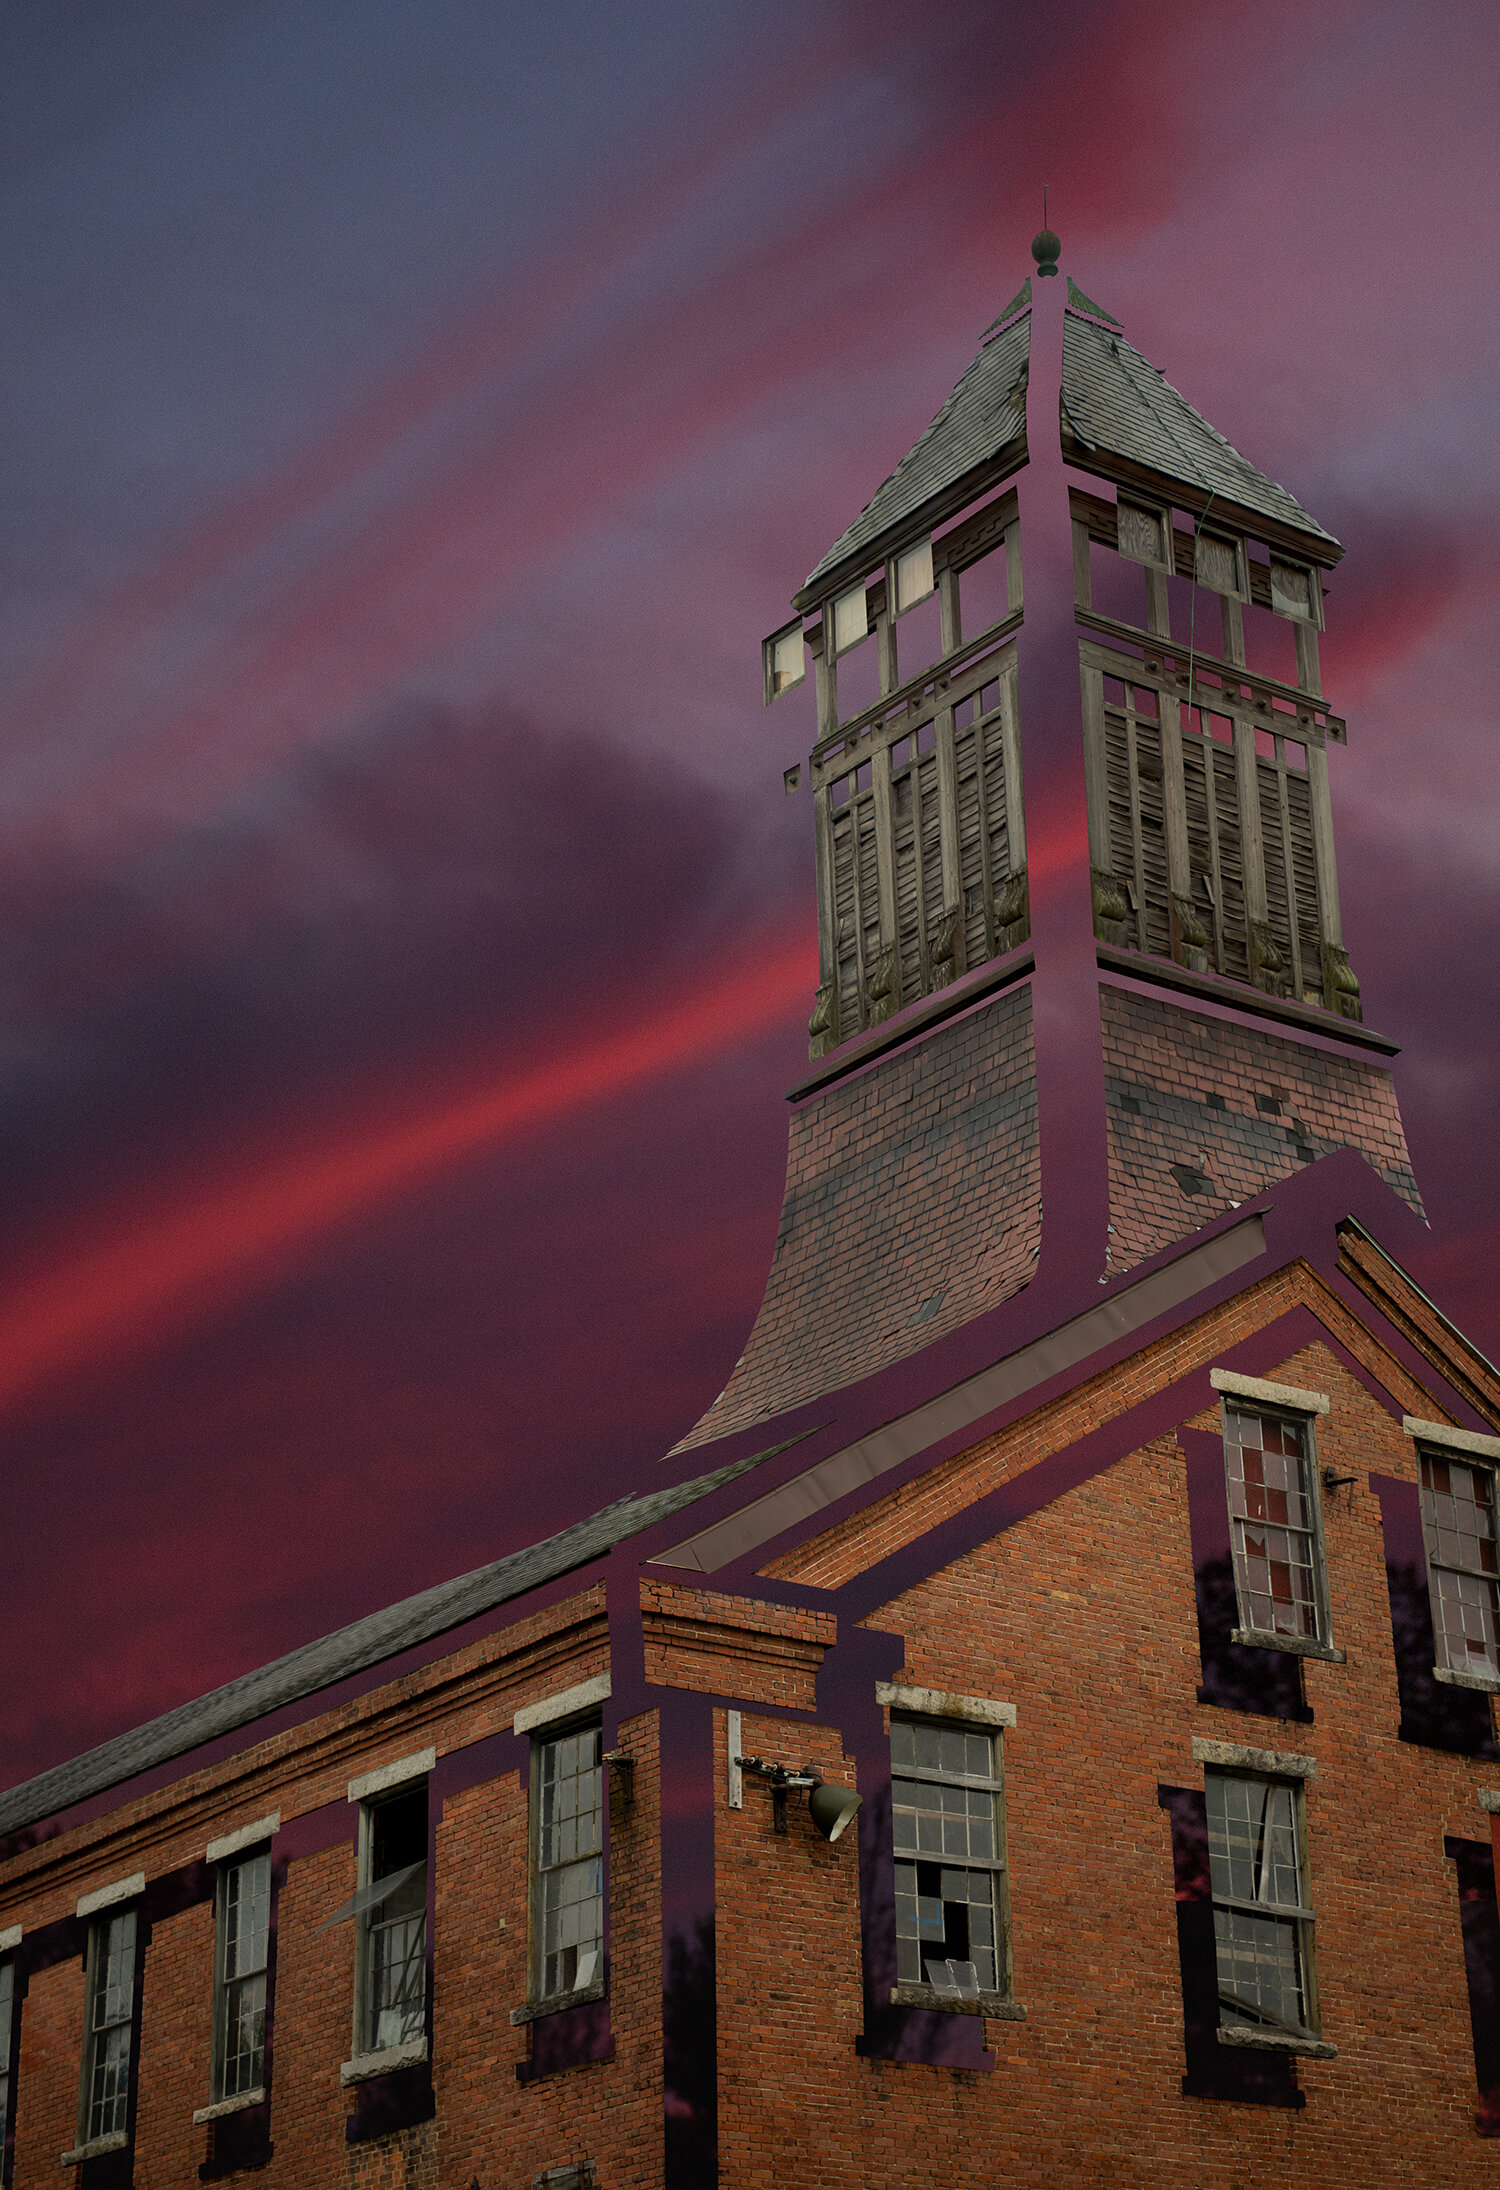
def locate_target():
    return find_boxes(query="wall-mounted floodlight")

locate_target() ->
[807,1780,862,1844]
[735,1755,862,1842]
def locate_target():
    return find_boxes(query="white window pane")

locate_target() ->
[772,629,804,693]
[894,539,933,614]
[833,585,868,654]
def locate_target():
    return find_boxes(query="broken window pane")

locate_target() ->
[535,1722,604,2001]
[1206,1770,1313,2036]
[890,1715,1005,1995]
[1421,1451,1500,1678]
[83,1909,137,2143]
[1223,1406,1324,1640]
[360,1788,427,2054]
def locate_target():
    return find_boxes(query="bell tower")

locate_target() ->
[677,233,1421,1455]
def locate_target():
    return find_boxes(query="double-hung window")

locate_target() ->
[212,1851,270,2101]
[79,1908,137,2147]
[1419,1447,1500,1680]
[355,1787,427,2056]
[891,1715,1007,1999]
[531,1720,604,2005]
[1206,1770,1319,2041]
[1223,1403,1327,1643]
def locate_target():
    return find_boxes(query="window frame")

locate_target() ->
[210,1845,272,2104]
[527,1714,606,2015]
[1219,1396,1333,1653]
[351,1781,429,2066]
[1416,1441,1500,1690]
[1204,1766,1323,2050]
[76,1904,139,2155]
[887,1709,1014,2012]
[0,1948,15,2184]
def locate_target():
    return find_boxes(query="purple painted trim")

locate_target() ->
[1444,1835,1500,2134]
[6,1557,613,1851]
[272,1797,349,1865]
[343,2061,434,2144]
[658,1690,717,2189]
[786,955,1035,1105]
[1156,1786,1302,2109]
[1097,955,1401,1059]
[1370,1477,1498,1758]
[515,1996,614,2084]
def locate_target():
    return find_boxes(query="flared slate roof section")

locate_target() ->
[0,1444,778,1839]
[793,307,1030,613]
[1061,307,1342,563]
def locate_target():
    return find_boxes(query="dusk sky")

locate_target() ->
[2,0,1498,1798]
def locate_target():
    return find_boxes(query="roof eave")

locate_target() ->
[1061,426,1344,568]
[791,431,1029,616]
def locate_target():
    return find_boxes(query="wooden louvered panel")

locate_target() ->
[829,804,862,1033]
[1285,766,1323,984]
[1180,730,1216,960]
[918,752,946,939]
[855,794,882,983]
[1133,716,1171,958]
[954,720,989,967]
[980,708,1012,891]
[1257,760,1297,992]
[1104,709,1139,943]
[891,766,923,1002]
[1211,745,1251,982]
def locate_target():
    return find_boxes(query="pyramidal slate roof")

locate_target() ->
[0,1444,778,1841]
[1061,307,1340,557]
[793,306,1031,611]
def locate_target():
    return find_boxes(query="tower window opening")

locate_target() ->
[832,584,870,656]
[892,538,934,615]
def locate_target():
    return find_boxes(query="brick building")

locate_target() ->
[3,237,1499,2189]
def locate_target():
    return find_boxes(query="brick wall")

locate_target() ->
[673,985,1040,1451]
[719,1333,1500,2186]
[1101,981,1423,1274]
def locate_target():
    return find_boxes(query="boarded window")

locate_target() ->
[1270,561,1314,622]
[1195,532,1243,596]
[1118,501,1168,568]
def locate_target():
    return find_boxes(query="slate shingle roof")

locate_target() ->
[1061,309,1340,556]
[671,987,1040,1453]
[794,309,1030,611]
[0,1447,774,1839]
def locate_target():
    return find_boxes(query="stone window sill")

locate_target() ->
[60,2130,128,2166]
[340,2038,427,2085]
[1218,2022,1336,2060]
[1435,1665,1500,1694]
[1232,1628,1346,1664]
[510,1976,606,2027]
[192,2087,265,2125]
[888,1982,1026,2021]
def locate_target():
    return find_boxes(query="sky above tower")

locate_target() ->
[1,0,1498,1797]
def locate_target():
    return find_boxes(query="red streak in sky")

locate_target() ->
[0,927,816,1420]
